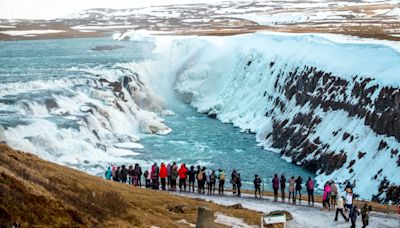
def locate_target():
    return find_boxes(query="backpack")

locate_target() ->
[197,171,204,181]
[219,172,225,180]
[308,180,314,190]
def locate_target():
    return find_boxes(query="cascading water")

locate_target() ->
[2,32,399,200]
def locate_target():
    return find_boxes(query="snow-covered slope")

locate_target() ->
[136,32,400,202]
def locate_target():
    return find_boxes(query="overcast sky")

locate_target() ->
[0,0,229,19]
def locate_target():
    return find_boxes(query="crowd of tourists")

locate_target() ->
[105,163,373,228]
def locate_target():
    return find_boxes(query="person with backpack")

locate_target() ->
[330,181,338,209]
[150,163,159,190]
[289,176,295,204]
[120,165,128,183]
[272,174,280,202]
[280,174,286,202]
[305,177,314,206]
[197,167,206,194]
[217,169,225,194]
[178,163,188,192]
[295,176,303,204]
[349,205,360,228]
[196,165,201,192]
[322,181,332,210]
[334,195,349,222]
[210,170,217,194]
[105,166,112,180]
[188,166,196,192]
[159,162,168,191]
[254,174,262,198]
[231,170,239,195]
[170,164,178,191]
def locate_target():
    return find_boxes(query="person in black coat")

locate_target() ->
[295,176,303,204]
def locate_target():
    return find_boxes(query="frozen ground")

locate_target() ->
[0,0,399,40]
[174,191,400,228]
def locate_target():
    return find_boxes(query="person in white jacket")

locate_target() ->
[334,195,349,222]
[345,192,353,212]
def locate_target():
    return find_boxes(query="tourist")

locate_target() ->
[178,163,188,191]
[196,165,201,192]
[322,182,332,210]
[217,169,225,194]
[349,205,360,228]
[111,165,117,180]
[159,162,167,191]
[210,170,217,194]
[237,173,242,197]
[295,176,303,204]
[132,164,140,186]
[330,181,338,209]
[306,177,314,206]
[272,174,279,202]
[231,169,239,195]
[188,166,196,192]
[167,163,171,189]
[151,163,159,189]
[254,174,262,198]
[289,176,295,203]
[334,195,348,222]
[170,164,178,190]
[345,192,353,212]
[120,165,128,183]
[136,164,143,187]
[206,168,212,194]
[361,204,372,228]
[144,169,150,188]
[105,166,112,180]
[280,174,286,202]
[127,165,133,185]
[197,167,206,194]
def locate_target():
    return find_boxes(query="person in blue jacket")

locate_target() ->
[105,166,112,180]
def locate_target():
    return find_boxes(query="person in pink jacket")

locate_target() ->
[322,182,332,210]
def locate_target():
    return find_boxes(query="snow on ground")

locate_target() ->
[230,12,309,25]
[71,25,140,30]
[174,192,399,228]
[215,213,257,228]
[0,29,65,36]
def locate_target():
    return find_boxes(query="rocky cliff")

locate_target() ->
[163,32,400,202]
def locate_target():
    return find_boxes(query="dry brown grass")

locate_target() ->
[0,145,262,227]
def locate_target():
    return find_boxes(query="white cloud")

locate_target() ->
[0,0,229,19]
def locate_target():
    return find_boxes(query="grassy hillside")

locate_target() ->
[0,145,261,227]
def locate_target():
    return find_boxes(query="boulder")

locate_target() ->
[228,204,243,209]
[167,204,192,213]
[267,210,293,221]
[195,206,214,228]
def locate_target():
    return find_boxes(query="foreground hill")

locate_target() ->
[0,144,261,227]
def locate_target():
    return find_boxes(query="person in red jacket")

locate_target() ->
[178,163,188,192]
[159,162,168,191]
